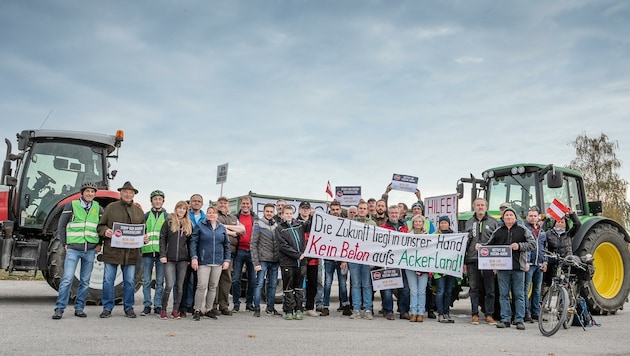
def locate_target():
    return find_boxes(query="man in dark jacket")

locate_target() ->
[276,205,308,320]
[97,181,145,318]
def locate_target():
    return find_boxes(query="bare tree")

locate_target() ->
[569,133,630,228]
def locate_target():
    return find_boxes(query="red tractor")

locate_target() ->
[0,129,140,304]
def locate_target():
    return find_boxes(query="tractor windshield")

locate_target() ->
[19,141,105,228]
[487,173,538,220]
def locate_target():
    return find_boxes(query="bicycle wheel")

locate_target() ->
[539,285,569,337]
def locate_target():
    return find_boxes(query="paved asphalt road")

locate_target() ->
[0,280,627,355]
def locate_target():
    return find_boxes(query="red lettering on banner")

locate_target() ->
[340,241,370,262]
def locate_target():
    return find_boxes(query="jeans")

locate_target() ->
[349,263,373,312]
[55,248,96,311]
[162,261,188,311]
[497,270,526,323]
[103,263,136,312]
[405,269,428,315]
[467,262,495,317]
[525,265,544,317]
[232,250,255,307]
[323,260,349,307]
[315,263,324,308]
[142,255,164,308]
[435,275,456,316]
[381,269,410,314]
[253,261,279,312]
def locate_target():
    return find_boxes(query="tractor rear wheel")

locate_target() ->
[576,223,630,315]
[46,235,142,305]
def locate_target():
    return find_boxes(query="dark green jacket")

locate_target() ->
[98,200,145,265]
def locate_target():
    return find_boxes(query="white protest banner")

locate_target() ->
[111,222,145,249]
[424,194,459,232]
[478,245,513,270]
[305,211,468,278]
[390,173,418,193]
[371,268,404,291]
[335,186,362,206]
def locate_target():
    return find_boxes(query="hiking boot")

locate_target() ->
[524,315,533,323]
[193,310,201,321]
[160,310,168,320]
[220,308,232,316]
[74,310,87,318]
[385,313,395,320]
[409,314,417,322]
[427,310,436,319]
[295,310,303,320]
[172,310,180,319]
[99,309,112,318]
[486,316,497,325]
[180,311,186,318]
[471,315,480,325]
[246,304,256,312]
[284,312,294,320]
[154,307,162,315]
[417,315,424,322]
[305,309,319,317]
[349,310,361,319]
[125,308,137,318]
[205,310,217,319]
[141,306,151,316]
[400,313,411,320]
[364,310,374,320]
[496,321,510,328]
[320,308,330,316]
[342,305,353,316]
[337,305,344,311]
[52,308,63,320]
[516,322,526,330]
[232,304,240,313]
[254,310,261,317]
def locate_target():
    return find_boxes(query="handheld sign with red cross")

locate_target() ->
[547,199,570,221]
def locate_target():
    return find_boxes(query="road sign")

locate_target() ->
[216,163,228,184]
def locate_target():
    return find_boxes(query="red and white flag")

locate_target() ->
[325,180,333,198]
[547,199,569,221]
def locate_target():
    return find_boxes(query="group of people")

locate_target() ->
[51,182,580,331]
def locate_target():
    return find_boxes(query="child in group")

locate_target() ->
[435,215,456,323]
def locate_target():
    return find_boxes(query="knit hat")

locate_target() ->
[438,215,450,225]
[502,207,517,218]
[499,202,511,209]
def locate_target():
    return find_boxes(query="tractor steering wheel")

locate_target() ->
[37,171,57,185]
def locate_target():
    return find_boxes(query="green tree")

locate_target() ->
[569,133,630,228]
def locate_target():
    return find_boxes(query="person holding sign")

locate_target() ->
[405,214,429,323]
[380,205,410,321]
[434,216,457,324]
[159,200,192,320]
[97,181,146,319]
[322,200,351,316]
[348,200,376,320]
[480,207,536,330]
[52,182,103,320]
[189,206,231,321]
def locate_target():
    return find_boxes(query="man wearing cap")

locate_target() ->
[140,190,167,316]
[297,201,320,317]
[478,207,536,330]
[97,181,146,318]
[214,196,245,315]
[232,196,259,313]
[52,182,103,320]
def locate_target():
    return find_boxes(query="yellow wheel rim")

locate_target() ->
[593,242,624,299]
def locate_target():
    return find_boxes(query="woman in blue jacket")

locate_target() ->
[190,206,231,321]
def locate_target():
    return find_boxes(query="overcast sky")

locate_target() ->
[1,0,629,212]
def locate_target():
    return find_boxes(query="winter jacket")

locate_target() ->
[464,213,499,264]
[217,210,241,257]
[97,199,145,265]
[380,219,409,233]
[486,222,536,271]
[525,223,548,267]
[159,219,191,262]
[546,212,581,259]
[190,220,231,266]
[276,220,307,267]
[250,217,279,266]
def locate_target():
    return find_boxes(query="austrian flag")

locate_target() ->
[326,180,333,198]
[547,199,570,221]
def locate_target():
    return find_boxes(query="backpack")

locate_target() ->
[572,297,600,327]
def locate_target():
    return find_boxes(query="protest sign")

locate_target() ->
[371,268,404,291]
[478,245,513,270]
[249,196,327,220]
[424,194,458,232]
[111,222,145,249]
[305,211,468,278]
[335,186,362,206]
[390,173,418,193]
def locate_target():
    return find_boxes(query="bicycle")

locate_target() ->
[538,250,593,337]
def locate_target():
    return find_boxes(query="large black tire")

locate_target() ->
[46,236,143,305]
[575,223,630,315]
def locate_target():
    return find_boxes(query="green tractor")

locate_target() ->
[457,163,630,314]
